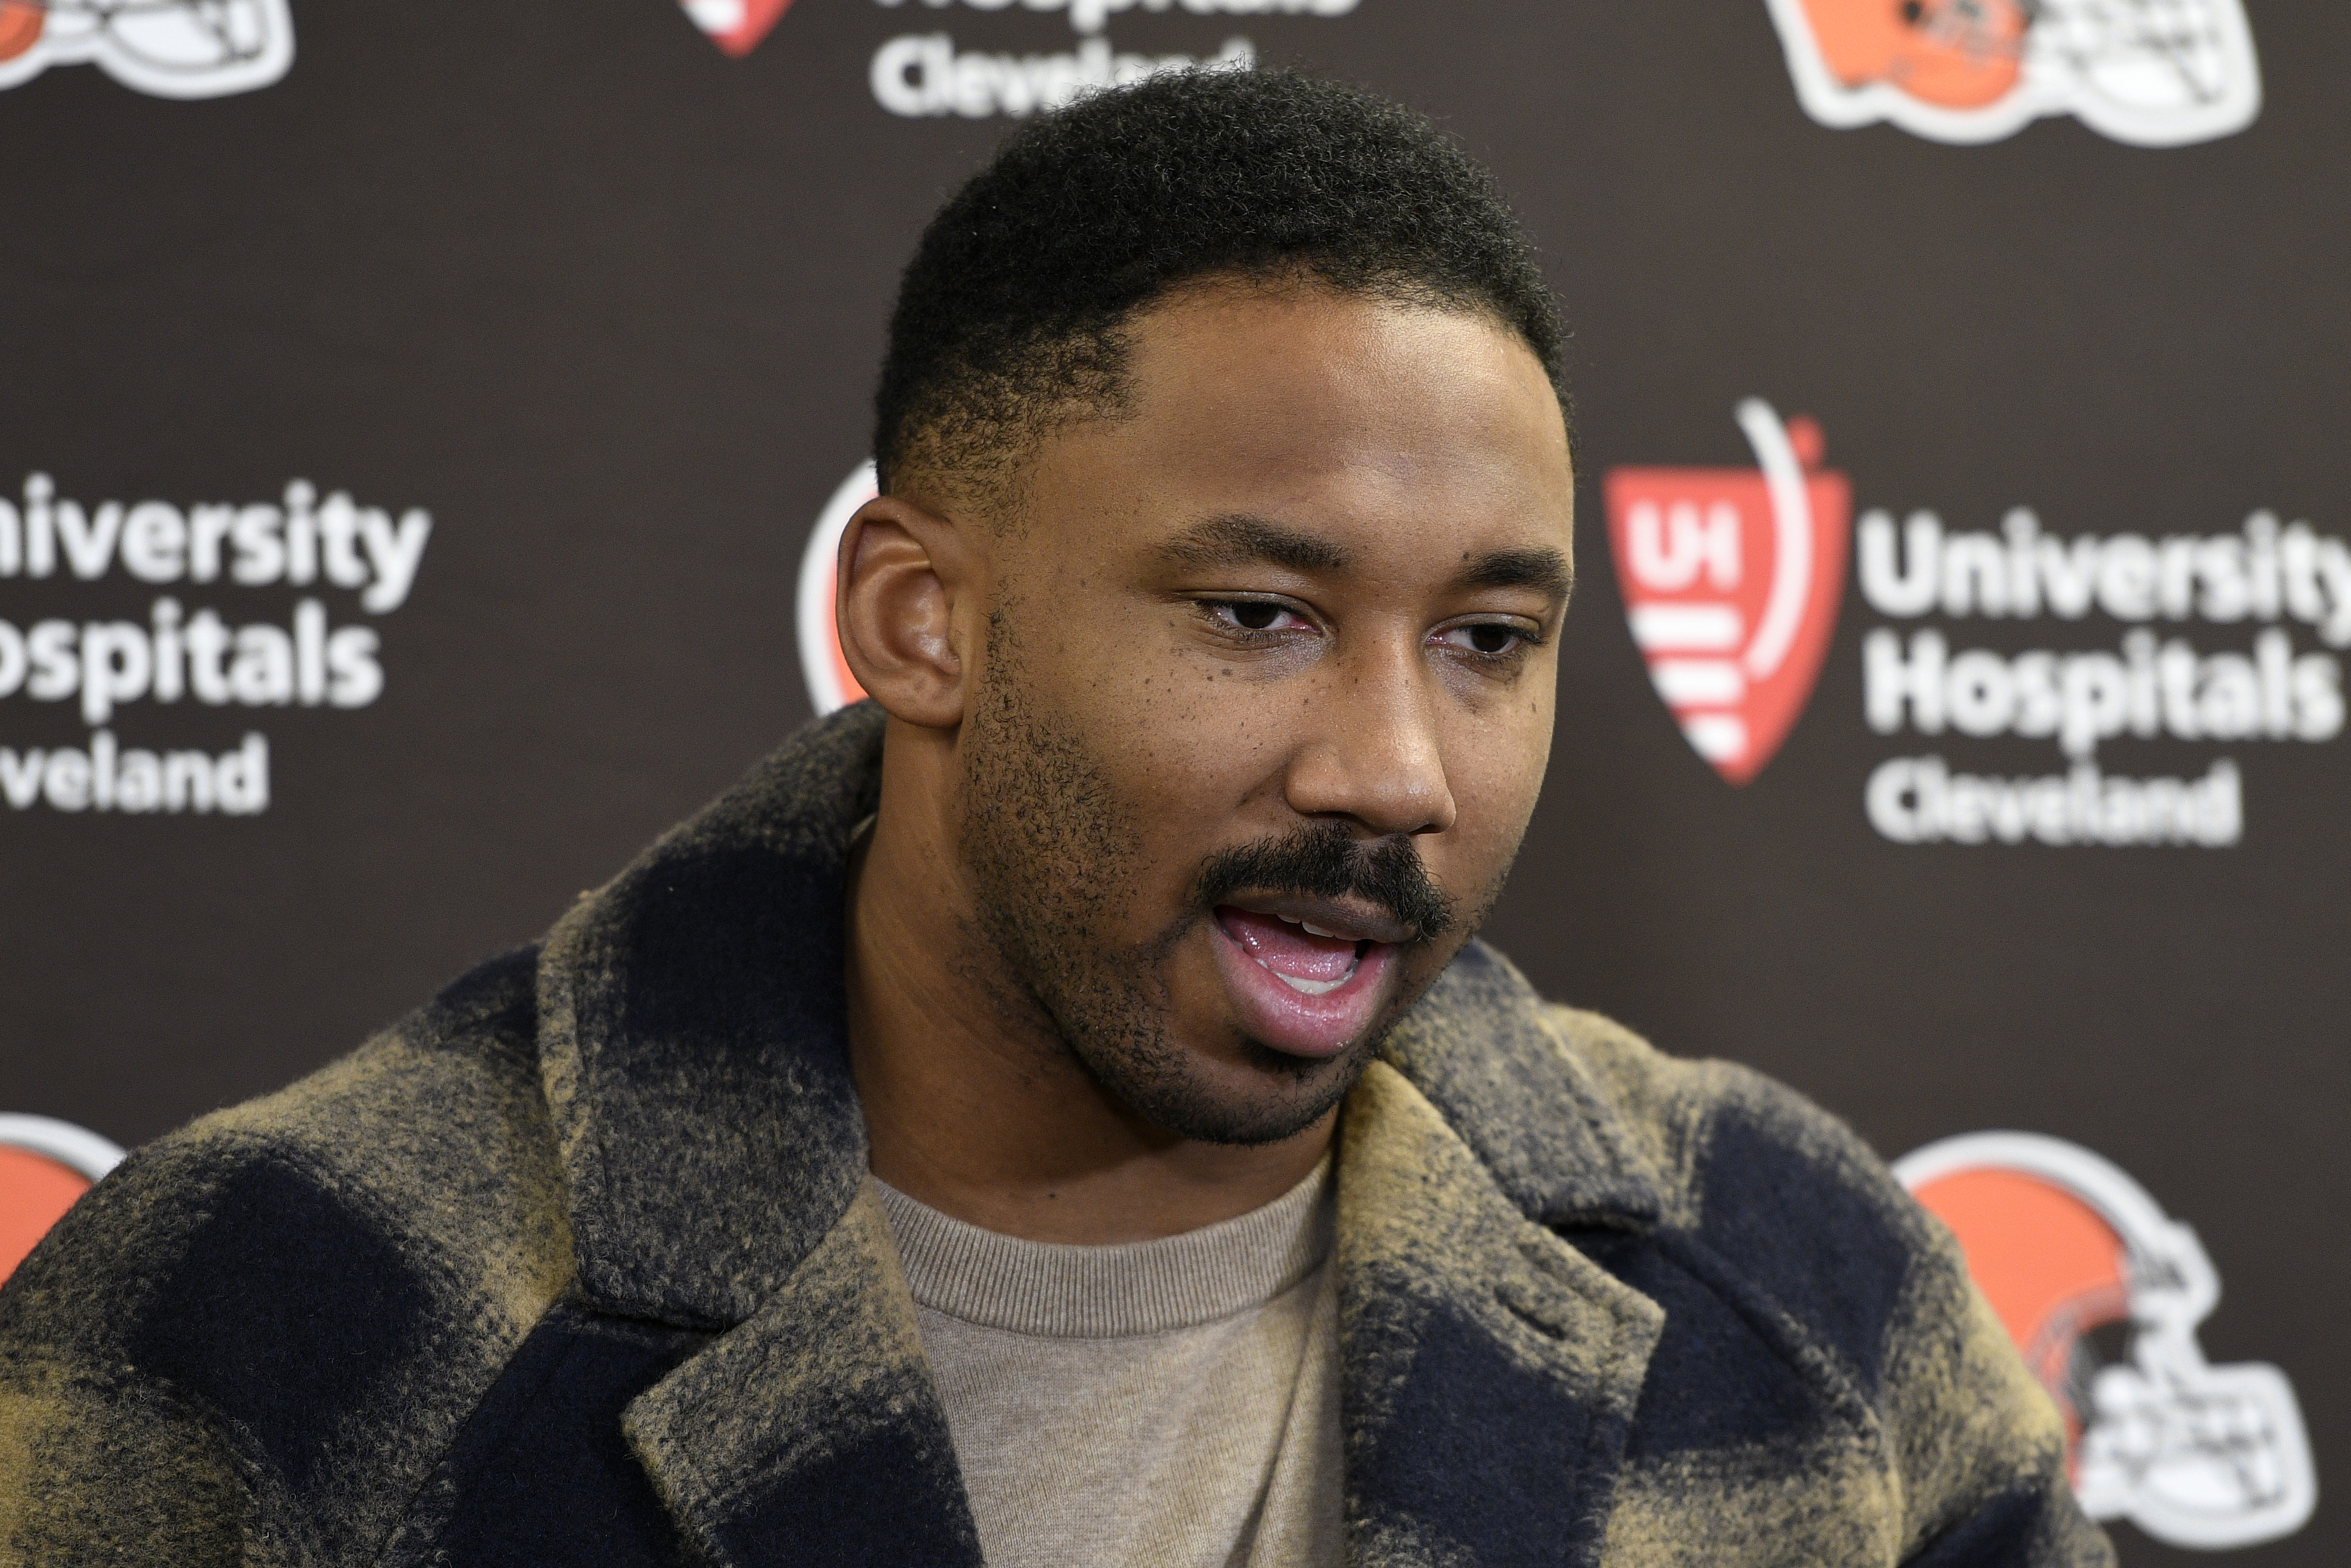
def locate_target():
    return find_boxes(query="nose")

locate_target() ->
[1280,638,1458,838]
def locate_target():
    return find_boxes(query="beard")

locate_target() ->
[955,621,1467,1147]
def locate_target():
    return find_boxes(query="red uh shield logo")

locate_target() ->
[679,0,794,56]
[1605,400,1851,784]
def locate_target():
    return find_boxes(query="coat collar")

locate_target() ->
[620,1184,985,1567]
[535,702,1666,1329]
[612,1058,1664,1568]
[1377,941,1666,1232]
[536,702,887,1327]
[1337,1060,1665,1564]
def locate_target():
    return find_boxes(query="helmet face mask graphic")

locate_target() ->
[1765,0,2262,147]
[0,0,294,99]
[1895,1131,2317,1549]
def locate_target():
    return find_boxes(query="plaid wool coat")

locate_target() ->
[0,703,2113,1567]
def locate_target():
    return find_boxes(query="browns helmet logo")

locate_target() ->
[0,1114,123,1288]
[1604,400,1851,785]
[0,0,292,98]
[1765,0,2261,147]
[1896,1131,2316,1549]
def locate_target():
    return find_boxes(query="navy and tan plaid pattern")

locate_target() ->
[0,702,2111,1566]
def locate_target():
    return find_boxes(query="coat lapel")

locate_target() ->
[536,702,888,1327]
[1377,942,1665,1232]
[1340,1059,1664,1568]
[535,703,965,1563]
[621,1183,985,1567]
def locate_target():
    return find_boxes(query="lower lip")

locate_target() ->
[1208,914,1398,1060]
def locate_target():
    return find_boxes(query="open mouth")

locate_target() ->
[1208,903,1401,1059]
[1219,907,1369,994]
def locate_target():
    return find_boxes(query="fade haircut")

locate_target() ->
[873,68,1569,508]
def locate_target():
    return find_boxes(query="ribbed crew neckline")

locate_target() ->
[873,1159,1334,1340]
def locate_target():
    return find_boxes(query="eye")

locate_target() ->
[1203,600,1312,635]
[1435,622,1534,658]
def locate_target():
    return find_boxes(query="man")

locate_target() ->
[0,70,2109,1567]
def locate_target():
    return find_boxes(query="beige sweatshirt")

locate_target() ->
[873,1162,1345,1568]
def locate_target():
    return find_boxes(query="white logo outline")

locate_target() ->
[0,1113,124,1182]
[0,0,294,100]
[1763,0,2261,148]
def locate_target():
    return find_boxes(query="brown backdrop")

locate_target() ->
[2,2,2338,1558]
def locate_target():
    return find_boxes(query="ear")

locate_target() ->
[834,493,980,730]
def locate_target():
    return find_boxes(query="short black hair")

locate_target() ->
[873,68,1568,503]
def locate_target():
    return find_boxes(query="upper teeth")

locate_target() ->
[1274,913,1352,942]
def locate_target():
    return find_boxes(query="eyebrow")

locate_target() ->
[1458,546,1574,601]
[1155,514,1573,603]
[1155,515,1351,575]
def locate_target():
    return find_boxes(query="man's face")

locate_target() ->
[954,281,1575,1145]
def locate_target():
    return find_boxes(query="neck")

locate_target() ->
[845,727,1333,1244]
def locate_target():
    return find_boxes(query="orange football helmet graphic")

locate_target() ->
[0,1114,123,1288]
[0,1,44,65]
[1765,0,2261,146]
[1795,0,2027,109]
[1897,1132,2316,1549]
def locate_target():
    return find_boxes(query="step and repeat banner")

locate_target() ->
[1,1,2339,1558]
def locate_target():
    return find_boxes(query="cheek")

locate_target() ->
[1002,640,1261,905]
[1063,631,1293,815]
[1094,702,1277,873]
[1439,707,1553,872]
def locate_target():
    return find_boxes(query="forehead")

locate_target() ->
[1023,284,1574,564]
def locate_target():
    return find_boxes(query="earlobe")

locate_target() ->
[835,495,972,730]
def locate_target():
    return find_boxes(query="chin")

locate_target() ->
[1097,1026,1382,1148]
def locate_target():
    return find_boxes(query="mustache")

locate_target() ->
[1192,822,1458,945]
